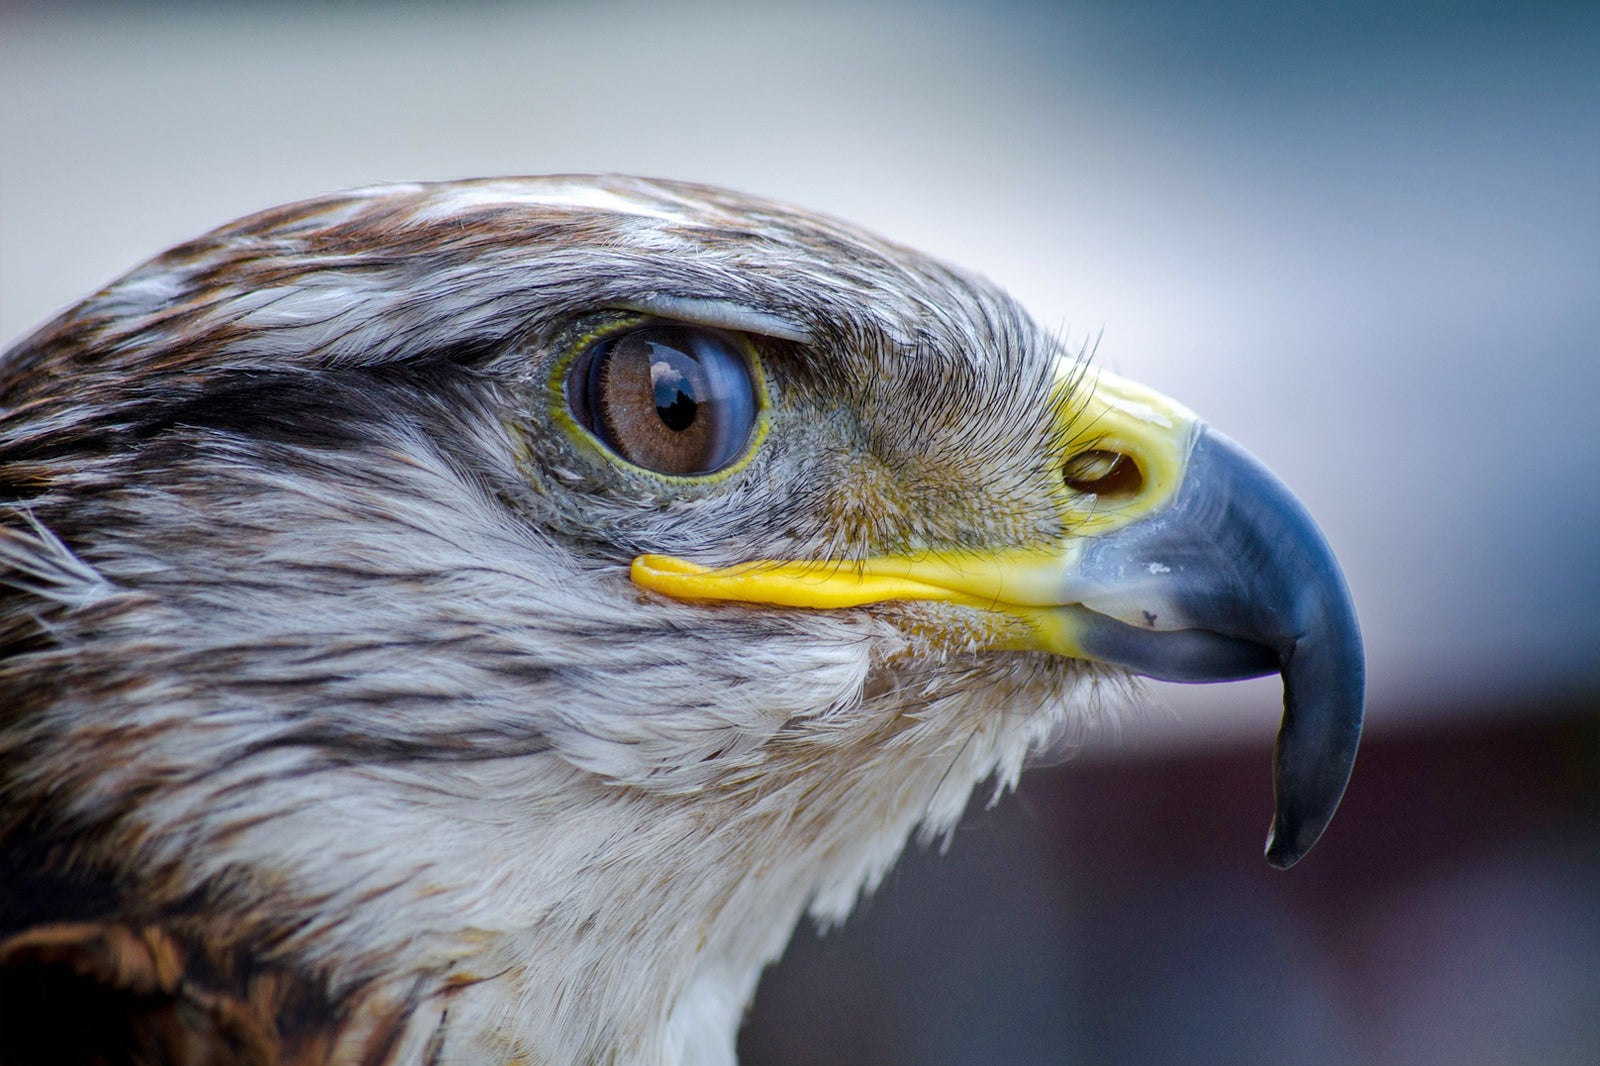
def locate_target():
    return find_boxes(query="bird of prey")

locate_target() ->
[0,177,1362,1065]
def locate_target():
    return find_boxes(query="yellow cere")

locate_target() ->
[1052,363,1200,535]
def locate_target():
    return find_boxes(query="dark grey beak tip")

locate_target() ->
[1264,835,1302,870]
[1262,589,1366,871]
[1263,766,1353,869]
[1262,694,1364,869]
[1183,429,1367,870]
[1264,801,1339,870]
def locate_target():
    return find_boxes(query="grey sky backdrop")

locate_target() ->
[2,0,1596,745]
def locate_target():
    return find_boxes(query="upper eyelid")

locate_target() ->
[612,296,812,345]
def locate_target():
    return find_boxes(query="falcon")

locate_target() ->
[0,177,1362,1065]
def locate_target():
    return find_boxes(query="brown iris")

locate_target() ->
[567,325,759,476]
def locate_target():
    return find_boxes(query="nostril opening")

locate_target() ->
[1063,449,1144,499]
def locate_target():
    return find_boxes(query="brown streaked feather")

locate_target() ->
[0,921,441,1066]
[0,922,280,1066]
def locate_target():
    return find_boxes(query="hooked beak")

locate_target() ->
[631,369,1364,868]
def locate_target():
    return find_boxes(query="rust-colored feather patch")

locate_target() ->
[0,922,414,1065]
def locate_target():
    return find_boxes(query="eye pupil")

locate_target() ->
[657,391,698,431]
[567,324,759,476]
[650,359,700,432]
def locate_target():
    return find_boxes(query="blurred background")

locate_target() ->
[2,1,1595,1062]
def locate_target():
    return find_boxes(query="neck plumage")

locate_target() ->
[287,664,1070,1064]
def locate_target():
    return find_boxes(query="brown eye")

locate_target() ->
[566,325,759,476]
[1063,449,1143,499]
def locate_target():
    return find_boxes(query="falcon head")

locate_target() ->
[0,177,1361,1064]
